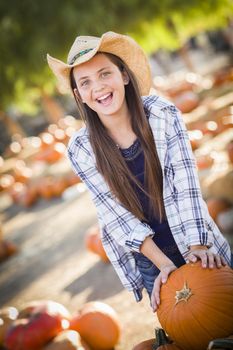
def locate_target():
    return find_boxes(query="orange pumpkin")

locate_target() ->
[70,301,121,350]
[52,177,67,197]
[206,198,231,222]
[37,177,54,200]
[157,345,182,350]
[196,154,214,170]
[173,91,199,114]
[132,328,181,350]
[85,225,109,262]
[9,182,38,207]
[42,330,90,350]
[157,262,233,350]
[132,338,155,350]
[66,172,81,187]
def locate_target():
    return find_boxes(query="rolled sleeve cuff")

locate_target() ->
[125,221,154,253]
[185,231,214,249]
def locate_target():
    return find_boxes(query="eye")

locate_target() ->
[80,79,89,87]
[101,71,111,78]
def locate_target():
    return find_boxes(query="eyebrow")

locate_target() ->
[78,66,111,82]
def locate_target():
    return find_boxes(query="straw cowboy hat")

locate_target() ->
[47,31,152,95]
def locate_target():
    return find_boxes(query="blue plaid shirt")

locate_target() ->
[67,95,231,301]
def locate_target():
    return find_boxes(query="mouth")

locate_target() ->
[96,92,113,106]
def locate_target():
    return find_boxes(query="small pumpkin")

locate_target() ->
[5,300,71,350]
[206,198,230,222]
[157,262,233,350]
[52,177,67,197]
[173,91,199,114]
[37,177,54,200]
[42,330,90,350]
[85,225,109,262]
[70,301,121,350]
[132,338,155,350]
[196,154,214,170]
[132,328,181,350]
[157,345,182,350]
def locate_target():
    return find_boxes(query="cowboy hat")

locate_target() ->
[47,31,152,95]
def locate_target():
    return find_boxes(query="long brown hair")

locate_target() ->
[70,52,166,223]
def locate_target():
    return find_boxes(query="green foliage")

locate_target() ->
[0,0,232,112]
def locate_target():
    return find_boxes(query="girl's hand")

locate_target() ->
[150,263,177,313]
[187,246,227,269]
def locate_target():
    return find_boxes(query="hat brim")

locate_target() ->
[47,31,152,96]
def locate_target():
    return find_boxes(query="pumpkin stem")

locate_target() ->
[175,281,193,305]
[152,328,172,349]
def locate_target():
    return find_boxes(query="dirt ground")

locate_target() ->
[0,190,160,349]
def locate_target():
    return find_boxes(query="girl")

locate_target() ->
[47,31,232,312]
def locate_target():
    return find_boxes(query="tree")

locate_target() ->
[0,0,232,113]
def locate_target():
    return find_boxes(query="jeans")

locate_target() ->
[134,252,160,297]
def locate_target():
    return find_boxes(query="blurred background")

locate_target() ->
[0,1,233,349]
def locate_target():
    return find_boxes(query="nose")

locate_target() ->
[92,79,105,93]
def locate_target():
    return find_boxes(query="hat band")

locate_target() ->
[69,48,94,65]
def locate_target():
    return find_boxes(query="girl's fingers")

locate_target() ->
[214,254,222,268]
[207,252,215,269]
[188,249,227,269]
[151,276,162,312]
[187,254,197,263]
[200,252,208,268]
[220,256,227,266]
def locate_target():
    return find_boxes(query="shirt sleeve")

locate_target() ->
[66,136,154,253]
[165,105,214,249]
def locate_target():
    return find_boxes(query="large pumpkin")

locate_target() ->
[70,301,121,350]
[157,262,233,350]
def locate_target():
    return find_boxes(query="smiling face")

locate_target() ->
[72,53,130,123]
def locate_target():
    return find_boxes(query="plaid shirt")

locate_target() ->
[67,95,231,301]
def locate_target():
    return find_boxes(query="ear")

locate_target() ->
[122,71,130,85]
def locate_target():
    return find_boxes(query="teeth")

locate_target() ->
[97,93,111,101]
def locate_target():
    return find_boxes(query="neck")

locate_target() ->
[97,99,137,148]
[101,105,131,130]
[106,114,136,149]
